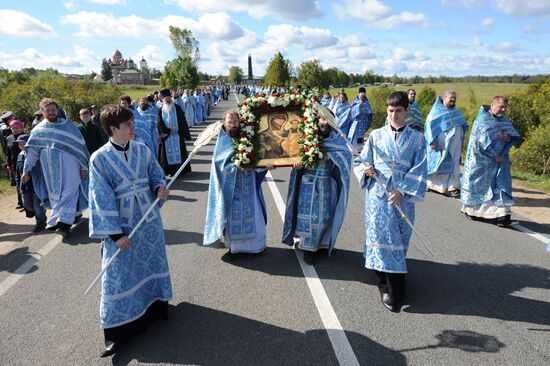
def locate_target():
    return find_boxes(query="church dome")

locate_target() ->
[112,49,122,58]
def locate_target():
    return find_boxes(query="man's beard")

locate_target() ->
[162,101,174,114]
[140,104,148,111]
[228,127,241,138]
[46,114,58,122]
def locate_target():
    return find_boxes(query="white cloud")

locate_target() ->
[0,9,57,38]
[87,0,126,4]
[440,0,480,8]
[495,41,521,52]
[493,0,550,18]
[0,45,100,74]
[132,45,167,69]
[448,36,482,48]
[60,11,245,41]
[334,0,392,21]
[333,0,429,28]
[480,17,495,27]
[63,1,79,11]
[380,12,430,29]
[265,24,338,49]
[164,0,323,20]
[394,48,414,61]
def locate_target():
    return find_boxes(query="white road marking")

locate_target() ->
[265,172,360,366]
[511,223,550,251]
[0,220,86,297]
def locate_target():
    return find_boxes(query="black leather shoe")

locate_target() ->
[55,225,71,239]
[100,341,119,357]
[303,250,316,265]
[380,292,400,313]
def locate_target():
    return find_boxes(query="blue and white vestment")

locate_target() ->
[89,140,172,329]
[354,125,427,273]
[424,97,469,193]
[203,128,268,253]
[282,130,351,254]
[460,106,520,219]
[24,118,89,227]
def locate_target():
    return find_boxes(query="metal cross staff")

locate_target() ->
[84,121,223,295]
[312,102,434,256]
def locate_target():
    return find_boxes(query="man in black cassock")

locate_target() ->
[157,89,192,177]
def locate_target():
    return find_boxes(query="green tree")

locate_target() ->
[101,58,112,81]
[416,86,437,120]
[297,59,329,90]
[228,66,243,83]
[168,26,200,65]
[264,52,291,86]
[160,56,199,90]
[336,70,349,88]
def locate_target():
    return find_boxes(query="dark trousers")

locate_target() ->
[373,270,406,305]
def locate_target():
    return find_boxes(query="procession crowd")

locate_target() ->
[0,84,519,357]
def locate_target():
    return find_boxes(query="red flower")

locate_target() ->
[303,133,307,138]
[301,102,306,108]
[256,93,261,97]
[313,129,318,134]
[248,122,254,126]
[242,101,247,106]
[305,147,309,152]
[294,91,298,95]
[315,144,319,148]
[290,99,295,105]
[259,101,267,108]
[240,133,246,138]
[241,117,246,122]
[238,150,243,154]
[272,93,277,97]
[246,152,253,158]
[302,116,307,122]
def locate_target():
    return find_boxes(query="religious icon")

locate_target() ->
[256,108,302,167]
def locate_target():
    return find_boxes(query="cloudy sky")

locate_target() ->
[1,0,549,77]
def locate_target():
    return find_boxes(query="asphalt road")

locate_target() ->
[1,93,549,366]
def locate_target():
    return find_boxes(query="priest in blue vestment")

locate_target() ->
[157,89,192,177]
[21,98,89,238]
[460,97,520,227]
[340,87,373,149]
[354,91,427,313]
[282,118,351,264]
[321,91,333,108]
[424,91,469,197]
[89,104,172,357]
[136,97,160,159]
[203,111,273,254]
[405,89,422,131]
[331,91,350,125]
[194,90,205,123]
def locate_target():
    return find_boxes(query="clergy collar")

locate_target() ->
[390,124,406,132]
[110,139,130,151]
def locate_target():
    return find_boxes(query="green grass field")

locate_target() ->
[331,83,529,109]
[120,85,161,101]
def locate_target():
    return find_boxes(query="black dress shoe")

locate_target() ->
[55,224,71,239]
[303,250,316,265]
[496,215,511,227]
[380,292,400,313]
[100,341,119,357]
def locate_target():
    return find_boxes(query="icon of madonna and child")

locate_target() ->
[256,110,302,167]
